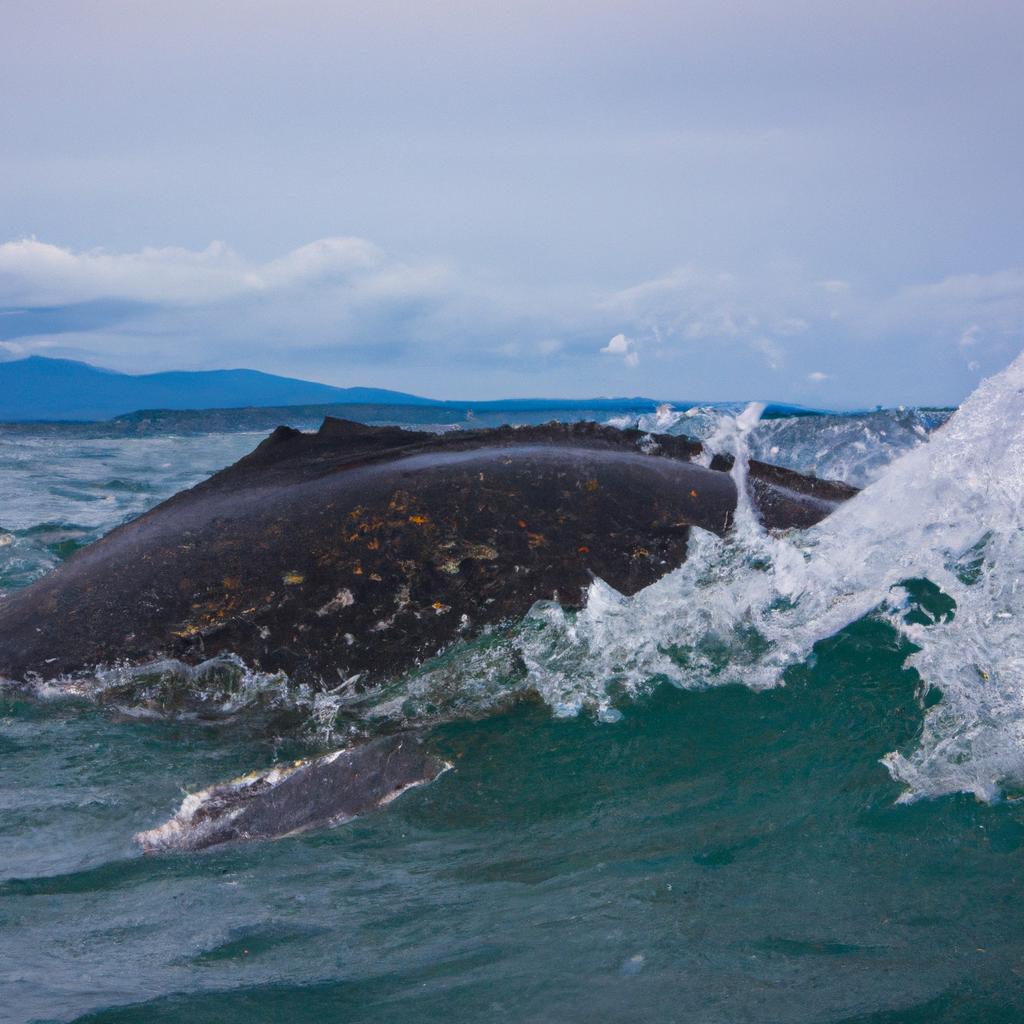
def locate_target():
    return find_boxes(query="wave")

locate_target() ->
[541,353,1024,802]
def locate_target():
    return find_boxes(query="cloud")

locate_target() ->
[959,324,981,349]
[600,262,832,371]
[257,238,383,289]
[817,279,851,294]
[0,236,452,309]
[604,261,1024,391]
[0,238,250,306]
[601,332,639,367]
[0,236,478,378]
[0,234,1021,404]
[880,269,1024,343]
[601,332,630,354]
[750,337,784,370]
[774,317,809,337]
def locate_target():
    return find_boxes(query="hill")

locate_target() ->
[0,356,833,430]
[0,356,435,421]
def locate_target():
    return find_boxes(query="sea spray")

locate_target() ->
[534,352,1024,802]
[746,406,949,487]
[607,403,948,486]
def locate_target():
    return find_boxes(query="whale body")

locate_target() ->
[0,419,855,691]
[134,732,448,852]
[0,419,858,850]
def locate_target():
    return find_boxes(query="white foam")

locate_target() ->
[746,408,947,488]
[521,353,1024,802]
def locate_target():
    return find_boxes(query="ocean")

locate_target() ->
[2,366,1023,1024]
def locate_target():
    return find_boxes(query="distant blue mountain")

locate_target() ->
[0,355,830,425]
[0,356,681,423]
[0,357,438,421]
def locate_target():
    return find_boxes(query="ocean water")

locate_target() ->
[2,372,1023,1024]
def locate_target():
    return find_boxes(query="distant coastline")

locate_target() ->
[0,400,663,437]
[0,355,946,439]
[0,355,678,424]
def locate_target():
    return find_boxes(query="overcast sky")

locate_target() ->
[1,0,1022,405]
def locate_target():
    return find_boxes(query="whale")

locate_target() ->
[134,732,449,852]
[0,418,857,850]
[0,418,855,694]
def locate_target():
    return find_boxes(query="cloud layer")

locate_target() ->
[1,236,1021,405]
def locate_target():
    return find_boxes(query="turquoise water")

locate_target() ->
[2,395,1023,1023]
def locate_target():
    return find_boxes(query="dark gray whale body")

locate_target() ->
[0,419,856,849]
[134,732,448,852]
[0,419,854,690]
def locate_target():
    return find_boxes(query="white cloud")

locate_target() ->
[601,263,831,361]
[1,234,1021,403]
[0,236,451,309]
[0,336,63,357]
[605,261,1024,395]
[774,317,809,337]
[881,269,1024,341]
[601,332,639,366]
[256,237,383,289]
[0,238,249,306]
[601,332,631,354]
[599,264,837,377]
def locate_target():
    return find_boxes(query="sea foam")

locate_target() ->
[532,352,1024,802]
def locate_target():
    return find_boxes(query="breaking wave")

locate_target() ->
[539,354,1024,802]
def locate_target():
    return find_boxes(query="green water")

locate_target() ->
[3,618,1022,1023]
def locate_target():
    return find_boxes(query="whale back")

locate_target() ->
[0,420,851,689]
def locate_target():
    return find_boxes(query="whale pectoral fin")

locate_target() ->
[134,733,449,852]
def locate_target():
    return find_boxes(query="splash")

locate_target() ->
[22,654,300,721]
[608,403,949,488]
[529,353,1024,802]
[747,407,951,487]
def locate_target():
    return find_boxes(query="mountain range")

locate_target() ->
[0,357,670,423]
[0,357,441,422]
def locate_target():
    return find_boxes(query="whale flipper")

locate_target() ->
[135,733,448,852]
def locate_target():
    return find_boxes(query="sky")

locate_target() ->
[1,0,1022,406]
